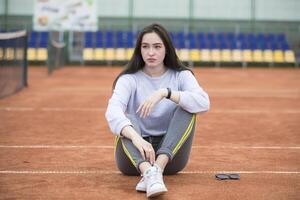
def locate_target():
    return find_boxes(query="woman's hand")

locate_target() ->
[136,88,167,118]
[131,135,155,165]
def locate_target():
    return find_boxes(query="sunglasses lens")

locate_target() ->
[215,174,229,180]
[229,174,240,180]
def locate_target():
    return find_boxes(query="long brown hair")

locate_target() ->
[113,23,192,88]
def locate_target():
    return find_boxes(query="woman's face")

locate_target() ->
[141,32,166,68]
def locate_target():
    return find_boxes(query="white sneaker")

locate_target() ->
[135,177,146,192]
[143,165,168,198]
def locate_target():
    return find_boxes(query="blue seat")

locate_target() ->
[84,32,94,48]
[276,33,286,43]
[187,32,196,49]
[126,31,135,48]
[237,33,246,42]
[216,32,226,43]
[196,32,205,47]
[228,41,237,49]
[38,32,48,48]
[176,32,185,49]
[105,31,114,48]
[246,33,255,43]
[227,32,235,42]
[257,33,266,43]
[169,32,176,46]
[208,40,218,49]
[28,31,38,48]
[266,33,275,43]
[95,31,103,48]
[207,32,215,42]
[116,31,124,48]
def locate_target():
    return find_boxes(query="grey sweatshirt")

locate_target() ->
[105,69,210,137]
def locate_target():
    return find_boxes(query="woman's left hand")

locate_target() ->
[136,88,167,118]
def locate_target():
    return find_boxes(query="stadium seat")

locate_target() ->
[252,42,264,62]
[5,39,15,60]
[126,31,135,60]
[83,32,95,61]
[115,31,126,61]
[241,42,252,62]
[28,31,37,60]
[104,31,115,61]
[176,32,189,61]
[36,31,48,61]
[220,41,232,62]
[229,39,242,62]
[209,39,221,62]
[187,32,200,62]
[272,43,284,63]
[281,43,295,63]
[262,41,274,63]
[95,31,104,60]
[199,42,210,62]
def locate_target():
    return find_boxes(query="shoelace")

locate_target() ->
[145,171,163,187]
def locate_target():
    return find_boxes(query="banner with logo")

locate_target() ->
[34,0,97,31]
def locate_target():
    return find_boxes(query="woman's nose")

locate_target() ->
[148,47,154,55]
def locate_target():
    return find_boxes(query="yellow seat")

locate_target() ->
[105,48,115,61]
[115,48,126,61]
[6,48,15,60]
[189,49,200,62]
[242,50,252,62]
[83,48,94,61]
[200,49,210,62]
[94,48,105,60]
[178,49,189,61]
[15,48,24,60]
[221,49,232,62]
[252,50,264,62]
[232,49,242,62]
[263,50,274,63]
[284,50,295,63]
[37,48,48,61]
[273,50,284,63]
[126,48,134,60]
[27,48,36,60]
[0,48,3,59]
[211,49,221,62]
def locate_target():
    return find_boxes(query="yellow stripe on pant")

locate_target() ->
[115,136,137,168]
[172,114,196,155]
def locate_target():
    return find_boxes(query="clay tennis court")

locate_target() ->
[0,66,299,199]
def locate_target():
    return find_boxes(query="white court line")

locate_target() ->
[40,88,300,94]
[0,170,299,175]
[0,145,299,150]
[0,107,105,112]
[1,107,300,113]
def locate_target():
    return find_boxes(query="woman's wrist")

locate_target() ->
[121,125,138,140]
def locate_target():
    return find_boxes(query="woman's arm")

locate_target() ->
[121,125,155,164]
[105,75,135,136]
[177,70,210,113]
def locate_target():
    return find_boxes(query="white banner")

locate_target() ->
[33,0,97,31]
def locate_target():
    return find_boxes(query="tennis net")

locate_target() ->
[0,30,28,98]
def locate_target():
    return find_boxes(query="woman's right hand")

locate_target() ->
[121,125,155,165]
[131,135,155,165]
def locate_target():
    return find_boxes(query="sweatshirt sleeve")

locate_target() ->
[105,75,135,136]
[178,70,210,113]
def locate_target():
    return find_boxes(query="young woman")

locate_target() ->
[105,23,210,198]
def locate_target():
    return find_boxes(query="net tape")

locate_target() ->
[0,30,27,40]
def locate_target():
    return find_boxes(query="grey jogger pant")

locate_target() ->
[115,106,196,176]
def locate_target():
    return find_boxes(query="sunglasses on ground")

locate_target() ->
[215,173,240,180]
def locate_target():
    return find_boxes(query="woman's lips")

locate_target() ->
[147,58,156,62]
